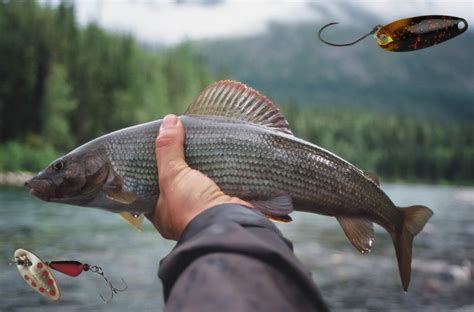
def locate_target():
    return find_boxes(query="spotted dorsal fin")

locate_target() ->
[185,80,293,135]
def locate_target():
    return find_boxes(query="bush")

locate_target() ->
[0,142,59,172]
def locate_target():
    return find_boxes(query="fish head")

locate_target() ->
[25,148,109,205]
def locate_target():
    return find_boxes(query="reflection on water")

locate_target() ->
[0,184,473,311]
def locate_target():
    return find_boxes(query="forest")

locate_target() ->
[0,0,472,184]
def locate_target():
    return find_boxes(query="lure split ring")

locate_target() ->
[318,15,468,52]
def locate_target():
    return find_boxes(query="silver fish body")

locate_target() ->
[27,80,432,291]
[96,115,396,229]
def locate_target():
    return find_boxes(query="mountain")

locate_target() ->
[196,21,474,123]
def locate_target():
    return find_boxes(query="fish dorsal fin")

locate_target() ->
[363,171,380,186]
[336,216,375,254]
[185,80,293,135]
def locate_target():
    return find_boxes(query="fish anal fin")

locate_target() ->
[336,216,375,254]
[185,80,293,135]
[105,189,137,205]
[363,171,380,186]
[120,212,144,230]
[250,195,294,216]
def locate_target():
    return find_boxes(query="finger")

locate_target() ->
[155,114,187,179]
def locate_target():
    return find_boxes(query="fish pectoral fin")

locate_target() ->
[105,189,138,205]
[266,214,293,223]
[363,171,380,186]
[103,172,137,204]
[184,80,293,135]
[336,216,375,254]
[119,212,144,230]
[251,195,294,216]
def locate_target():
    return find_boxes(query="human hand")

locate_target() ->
[146,114,253,240]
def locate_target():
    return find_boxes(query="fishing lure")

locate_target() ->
[318,15,468,52]
[12,248,127,302]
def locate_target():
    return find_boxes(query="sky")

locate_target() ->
[69,0,473,45]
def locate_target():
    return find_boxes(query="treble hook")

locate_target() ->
[318,22,382,47]
[89,265,128,303]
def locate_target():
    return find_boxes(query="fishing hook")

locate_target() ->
[317,22,383,47]
[89,265,128,303]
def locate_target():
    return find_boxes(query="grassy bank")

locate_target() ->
[0,141,59,172]
[0,141,56,186]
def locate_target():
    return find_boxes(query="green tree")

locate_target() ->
[0,0,54,141]
[42,63,77,150]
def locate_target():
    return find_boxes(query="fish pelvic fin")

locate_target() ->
[120,212,144,231]
[266,214,293,223]
[392,205,433,291]
[250,195,294,216]
[250,195,294,223]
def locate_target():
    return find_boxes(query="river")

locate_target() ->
[0,184,473,311]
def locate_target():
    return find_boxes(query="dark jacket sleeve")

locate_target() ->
[158,204,329,312]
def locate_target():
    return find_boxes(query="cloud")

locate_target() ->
[75,1,318,45]
[73,0,473,45]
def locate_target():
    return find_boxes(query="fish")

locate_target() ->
[26,80,433,290]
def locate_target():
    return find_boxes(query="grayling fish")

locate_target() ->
[26,80,433,291]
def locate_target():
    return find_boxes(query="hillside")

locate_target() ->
[0,1,472,183]
[197,21,474,123]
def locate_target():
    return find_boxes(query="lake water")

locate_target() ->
[0,184,473,311]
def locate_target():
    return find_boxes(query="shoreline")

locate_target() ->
[0,172,34,187]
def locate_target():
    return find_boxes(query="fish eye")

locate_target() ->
[52,160,65,171]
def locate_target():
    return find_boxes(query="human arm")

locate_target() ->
[159,204,329,312]
[148,114,329,311]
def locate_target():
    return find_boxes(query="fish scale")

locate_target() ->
[188,116,396,225]
[104,121,160,197]
[101,115,395,228]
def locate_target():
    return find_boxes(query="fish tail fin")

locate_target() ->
[391,205,433,291]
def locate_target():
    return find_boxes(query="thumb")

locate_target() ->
[155,115,187,180]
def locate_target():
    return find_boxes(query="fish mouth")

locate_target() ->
[24,178,62,202]
[28,189,66,202]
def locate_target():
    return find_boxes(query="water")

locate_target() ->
[0,184,473,311]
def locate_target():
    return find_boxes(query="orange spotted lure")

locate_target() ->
[12,249,127,302]
[318,15,468,52]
